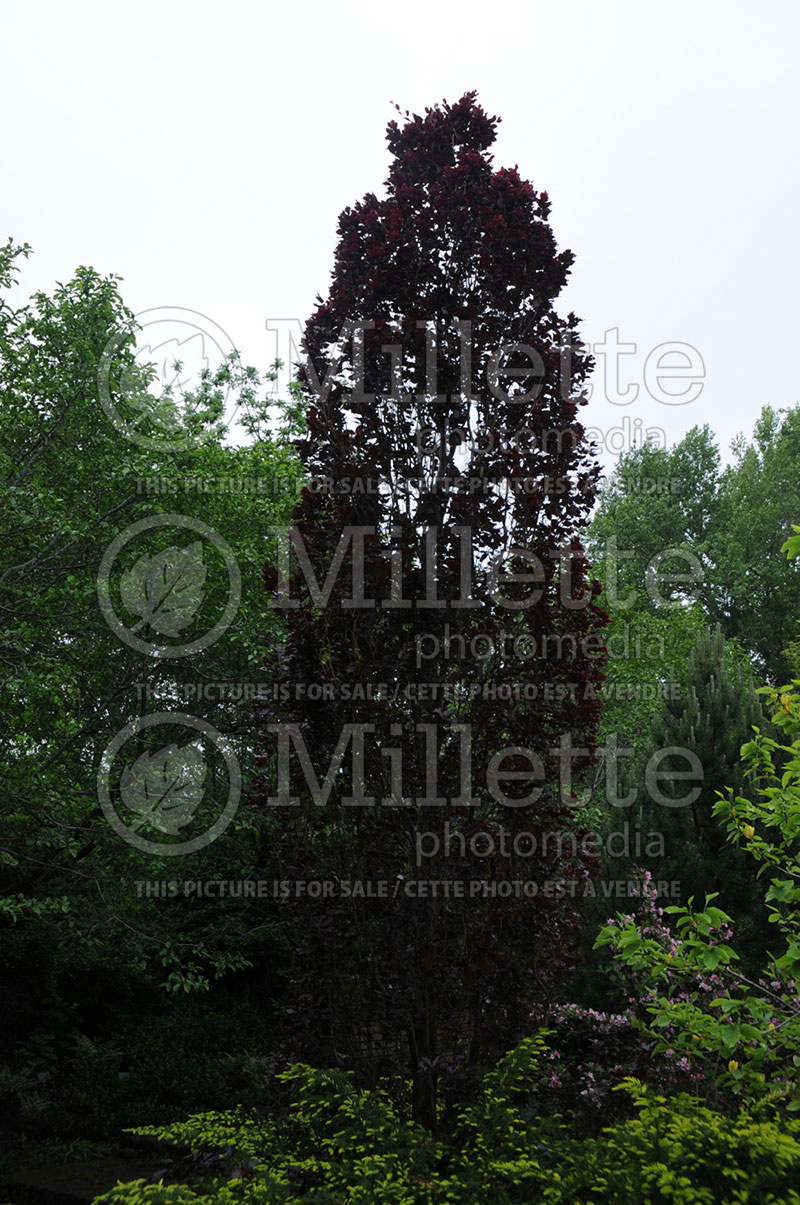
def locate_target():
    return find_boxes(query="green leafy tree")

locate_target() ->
[580,425,724,833]
[712,408,800,680]
[0,238,301,1120]
[586,424,720,618]
[587,414,800,682]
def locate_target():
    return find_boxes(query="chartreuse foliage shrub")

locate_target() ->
[566,1080,800,1203]
[94,1036,556,1205]
[93,1039,800,1204]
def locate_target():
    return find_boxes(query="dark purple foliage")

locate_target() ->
[256,93,609,1129]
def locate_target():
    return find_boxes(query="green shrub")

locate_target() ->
[94,1037,560,1204]
[92,1045,800,1204]
[557,1080,800,1203]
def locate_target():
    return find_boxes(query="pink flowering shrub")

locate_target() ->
[536,872,711,1117]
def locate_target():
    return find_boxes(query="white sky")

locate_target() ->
[3,0,799,472]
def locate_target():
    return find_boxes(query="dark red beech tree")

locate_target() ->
[257,93,608,1129]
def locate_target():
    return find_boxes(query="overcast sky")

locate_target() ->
[3,0,799,472]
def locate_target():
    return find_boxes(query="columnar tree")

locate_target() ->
[258,94,608,1127]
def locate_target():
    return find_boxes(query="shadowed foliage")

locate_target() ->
[256,94,609,1128]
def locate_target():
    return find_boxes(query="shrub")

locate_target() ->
[92,1055,800,1204]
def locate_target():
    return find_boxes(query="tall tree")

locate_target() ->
[258,94,608,1127]
[711,406,800,681]
[586,424,720,618]
[0,239,300,1077]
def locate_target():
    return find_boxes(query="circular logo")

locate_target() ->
[98,712,241,856]
[96,513,241,658]
[97,307,238,450]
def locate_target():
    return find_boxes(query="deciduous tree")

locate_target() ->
[258,93,608,1127]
